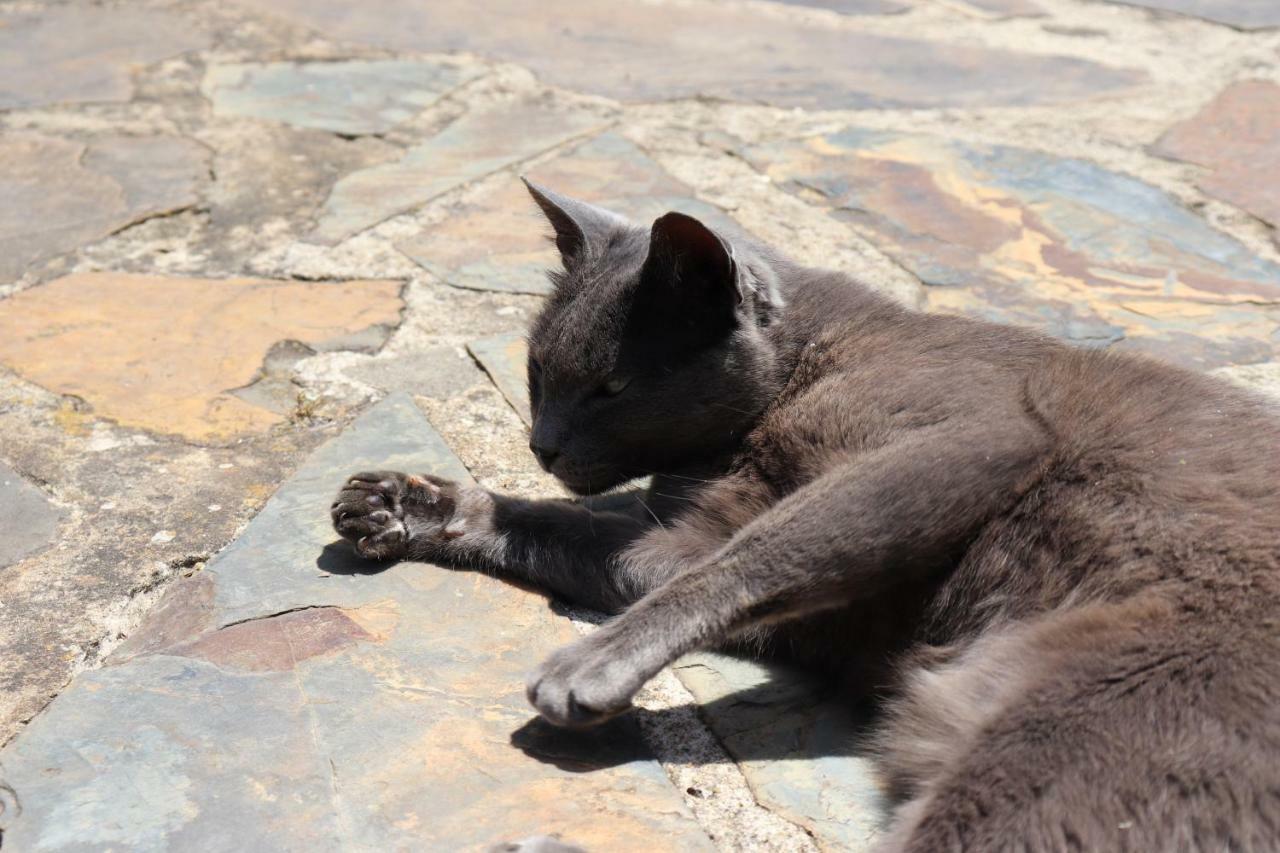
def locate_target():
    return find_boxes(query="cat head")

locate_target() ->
[522,179,784,495]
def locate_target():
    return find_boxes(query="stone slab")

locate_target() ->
[399,132,742,296]
[311,97,605,244]
[0,461,63,572]
[244,0,1144,110]
[1106,0,1280,29]
[0,7,210,110]
[740,129,1280,369]
[202,59,483,135]
[0,394,712,851]
[1154,80,1280,230]
[0,133,208,283]
[469,332,533,425]
[675,654,889,851]
[0,273,404,442]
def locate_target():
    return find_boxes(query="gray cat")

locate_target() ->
[332,180,1280,850]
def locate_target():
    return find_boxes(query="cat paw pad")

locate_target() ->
[331,471,411,560]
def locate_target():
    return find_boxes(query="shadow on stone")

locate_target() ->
[316,539,400,575]
[510,715,652,773]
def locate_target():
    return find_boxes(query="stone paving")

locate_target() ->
[1,0,1279,849]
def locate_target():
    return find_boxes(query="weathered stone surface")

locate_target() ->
[769,0,909,15]
[0,461,62,572]
[0,395,712,851]
[1215,360,1280,402]
[0,273,404,442]
[675,654,889,850]
[960,0,1046,16]
[469,332,533,424]
[203,59,482,135]
[0,133,208,282]
[399,132,741,295]
[311,98,605,244]
[0,7,209,109]
[245,0,1144,109]
[1106,0,1280,29]
[1154,80,1280,230]
[741,129,1280,369]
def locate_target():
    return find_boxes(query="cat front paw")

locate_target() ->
[331,471,460,560]
[331,471,412,560]
[525,630,650,728]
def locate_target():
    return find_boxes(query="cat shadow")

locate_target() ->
[316,539,399,576]
[511,674,878,771]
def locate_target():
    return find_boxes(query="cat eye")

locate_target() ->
[599,375,632,397]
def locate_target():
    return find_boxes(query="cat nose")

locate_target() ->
[530,441,560,470]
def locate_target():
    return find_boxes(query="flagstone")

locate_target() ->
[202,59,483,135]
[0,395,713,851]
[740,129,1280,369]
[770,0,910,15]
[469,332,533,423]
[1154,80,1280,231]
[399,132,741,296]
[0,133,208,283]
[0,461,63,572]
[310,98,605,244]
[0,273,404,442]
[243,0,1145,109]
[675,654,889,851]
[1105,0,1280,29]
[0,6,209,110]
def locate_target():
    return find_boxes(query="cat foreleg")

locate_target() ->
[525,422,1046,727]
[331,470,655,611]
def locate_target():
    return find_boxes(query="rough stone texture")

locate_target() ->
[675,654,888,850]
[0,461,63,572]
[1154,80,1280,230]
[741,129,1280,369]
[400,133,742,295]
[0,395,712,851]
[245,0,1145,109]
[1107,1,1280,29]
[1215,360,1280,402]
[0,7,209,110]
[6,0,1280,848]
[311,96,606,244]
[0,133,208,283]
[0,273,403,442]
[469,332,534,424]
[202,59,482,135]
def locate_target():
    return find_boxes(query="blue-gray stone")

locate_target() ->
[0,395,711,851]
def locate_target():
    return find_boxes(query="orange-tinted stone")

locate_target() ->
[0,273,403,442]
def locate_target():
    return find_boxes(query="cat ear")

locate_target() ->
[522,178,628,267]
[642,212,743,317]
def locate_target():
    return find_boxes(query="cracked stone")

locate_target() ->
[0,273,404,442]
[398,132,743,295]
[0,6,210,110]
[1154,80,1280,232]
[202,59,484,135]
[244,0,1145,109]
[0,133,208,283]
[0,394,713,850]
[741,129,1280,369]
[0,461,63,572]
[1105,0,1280,29]
[468,333,532,425]
[311,96,606,244]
